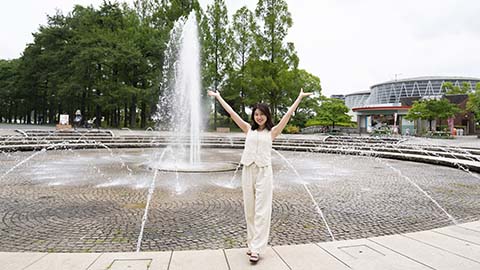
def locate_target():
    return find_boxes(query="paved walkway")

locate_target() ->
[1,124,479,269]
[2,220,479,269]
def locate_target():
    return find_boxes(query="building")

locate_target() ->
[330,94,345,101]
[344,90,370,122]
[345,76,480,135]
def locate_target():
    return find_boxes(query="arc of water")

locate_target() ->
[0,141,72,181]
[404,141,480,164]
[62,148,112,185]
[326,137,458,225]
[72,138,134,176]
[302,182,335,241]
[286,136,471,228]
[226,163,242,188]
[376,158,457,224]
[136,147,169,252]
[0,149,46,180]
[405,143,480,181]
[447,146,480,162]
[374,137,480,180]
[92,141,133,175]
[135,169,158,252]
[273,149,335,241]
[324,136,479,181]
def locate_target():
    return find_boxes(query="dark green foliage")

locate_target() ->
[1,0,323,129]
[315,98,351,129]
[405,98,461,131]
[467,83,480,121]
[0,0,198,127]
[202,0,230,128]
[442,81,472,95]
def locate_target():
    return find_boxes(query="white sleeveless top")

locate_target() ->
[240,129,272,167]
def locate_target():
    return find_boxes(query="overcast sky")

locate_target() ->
[1,0,479,97]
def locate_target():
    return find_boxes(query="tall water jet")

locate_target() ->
[156,12,202,164]
[151,12,238,174]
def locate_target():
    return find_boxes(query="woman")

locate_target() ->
[208,89,312,263]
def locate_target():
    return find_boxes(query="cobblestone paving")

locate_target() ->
[0,148,479,252]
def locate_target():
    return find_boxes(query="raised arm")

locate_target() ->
[208,90,250,133]
[271,88,312,140]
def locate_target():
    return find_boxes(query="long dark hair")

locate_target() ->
[251,103,274,131]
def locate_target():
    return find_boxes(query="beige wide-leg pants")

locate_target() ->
[242,163,273,254]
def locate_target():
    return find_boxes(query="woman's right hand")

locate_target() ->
[207,90,219,98]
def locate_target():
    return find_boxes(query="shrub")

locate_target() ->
[305,119,322,127]
[284,124,300,134]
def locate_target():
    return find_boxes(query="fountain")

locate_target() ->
[0,13,479,254]
[0,127,480,252]
[155,12,202,164]
[151,12,237,173]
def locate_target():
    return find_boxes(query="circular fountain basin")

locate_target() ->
[145,161,240,173]
[0,146,479,253]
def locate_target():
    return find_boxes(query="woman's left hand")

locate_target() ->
[207,90,220,98]
[299,88,313,98]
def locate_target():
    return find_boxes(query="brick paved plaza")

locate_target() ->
[1,147,479,253]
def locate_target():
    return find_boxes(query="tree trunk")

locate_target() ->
[42,102,47,124]
[124,103,128,128]
[106,110,110,126]
[130,95,137,128]
[13,102,18,124]
[117,107,121,128]
[48,100,55,125]
[95,104,101,128]
[58,103,63,124]
[115,107,120,128]
[81,89,86,123]
[111,110,116,128]
[95,89,101,128]
[140,101,147,129]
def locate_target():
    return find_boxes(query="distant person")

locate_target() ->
[208,88,312,263]
[73,110,82,129]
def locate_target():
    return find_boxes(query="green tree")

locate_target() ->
[1,0,328,130]
[405,100,430,129]
[277,68,322,127]
[405,98,461,131]
[135,0,199,128]
[255,0,292,63]
[202,0,230,129]
[0,59,20,123]
[316,98,351,130]
[223,6,258,119]
[467,83,480,122]
[443,81,471,95]
[255,0,293,121]
[13,10,74,125]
